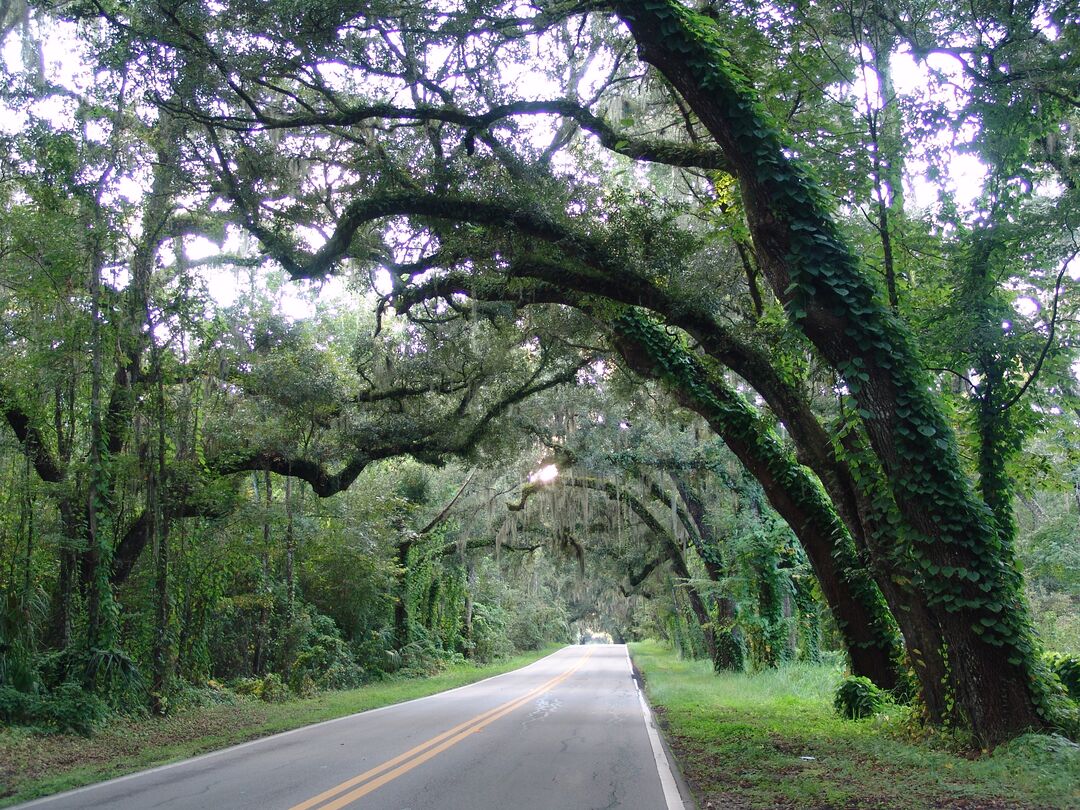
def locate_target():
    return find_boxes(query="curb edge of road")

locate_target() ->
[10,645,576,809]
[625,647,698,810]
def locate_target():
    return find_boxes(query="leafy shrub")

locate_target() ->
[38,682,109,734]
[258,672,289,702]
[398,627,453,677]
[33,646,144,711]
[994,732,1080,760]
[287,613,365,692]
[232,673,289,702]
[166,680,241,712]
[0,685,36,724]
[834,675,887,719]
[0,682,108,735]
[0,589,46,693]
[352,627,397,678]
[470,603,513,663]
[84,647,145,708]
[231,677,261,697]
[1044,651,1080,700]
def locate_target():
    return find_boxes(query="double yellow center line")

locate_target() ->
[289,647,595,810]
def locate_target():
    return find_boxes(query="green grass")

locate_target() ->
[0,645,562,807]
[630,640,1080,809]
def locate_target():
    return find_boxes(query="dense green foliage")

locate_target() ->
[834,675,888,720]
[1045,653,1080,701]
[0,0,1077,771]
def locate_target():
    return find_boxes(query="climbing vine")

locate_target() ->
[613,1,1072,740]
[611,309,903,678]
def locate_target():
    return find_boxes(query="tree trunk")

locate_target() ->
[84,209,114,671]
[614,2,1048,744]
[840,433,952,720]
[284,473,295,624]
[394,533,412,650]
[670,474,744,671]
[150,349,173,713]
[252,470,272,675]
[463,559,475,659]
[610,310,902,690]
[46,500,78,650]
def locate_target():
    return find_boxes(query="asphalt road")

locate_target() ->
[19,644,689,810]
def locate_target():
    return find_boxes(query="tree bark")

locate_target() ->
[394,533,413,651]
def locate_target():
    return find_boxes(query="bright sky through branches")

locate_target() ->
[2,5,1074,324]
[528,464,559,484]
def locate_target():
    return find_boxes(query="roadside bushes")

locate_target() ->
[508,595,570,652]
[232,672,289,703]
[282,612,365,692]
[0,682,109,735]
[467,601,514,663]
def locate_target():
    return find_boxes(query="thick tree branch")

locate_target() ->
[210,355,586,498]
[419,470,476,536]
[178,98,730,173]
[1000,252,1076,411]
[1,384,64,483]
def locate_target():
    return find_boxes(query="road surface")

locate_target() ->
[18,644,688,810]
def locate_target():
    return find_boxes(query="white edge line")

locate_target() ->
[13,645,575,808]
[626,646,687,810]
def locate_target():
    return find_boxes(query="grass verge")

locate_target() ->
[629,640,1080,809]
[0,645,562,807]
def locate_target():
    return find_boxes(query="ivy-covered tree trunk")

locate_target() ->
[463,559,475,659]
[712,589,743,672]
[394,533,412,650]
[48,501,78,650]
[609,310,902,690]
[837,434,952,720]
[141,123,180,712]
[284,474,296,625]
[150,366,172,713]
[965,233,1023,549]
[252,470,272,676]
[792,570,821,663]
[613,1,1050,743]
[83,202,117,672]
[750,527,789,668]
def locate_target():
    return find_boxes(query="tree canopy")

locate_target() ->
[1,0,1078,748]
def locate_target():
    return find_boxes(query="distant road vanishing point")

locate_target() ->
[17,645,689,810]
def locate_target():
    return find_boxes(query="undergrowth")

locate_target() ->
[630,640,1079,809]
